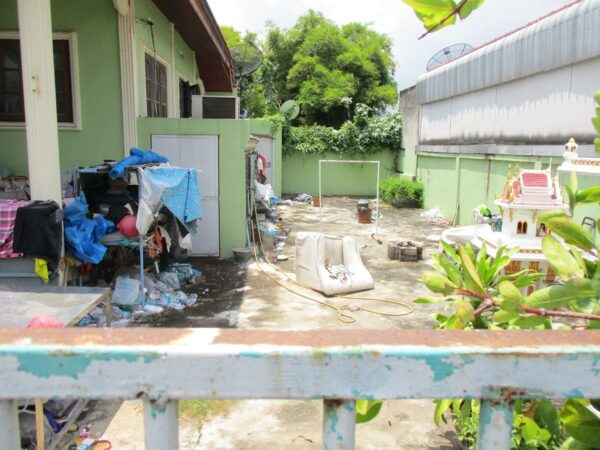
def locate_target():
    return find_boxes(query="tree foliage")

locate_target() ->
[263,11,397,126]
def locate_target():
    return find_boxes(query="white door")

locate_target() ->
[151,135,220,256]
[255,136,274,185]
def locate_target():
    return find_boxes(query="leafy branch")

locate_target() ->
[402,0,486,39]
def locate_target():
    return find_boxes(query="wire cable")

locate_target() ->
[250,203,413,324]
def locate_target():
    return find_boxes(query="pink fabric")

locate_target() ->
[0,199,33,258]
[26,316,65,328]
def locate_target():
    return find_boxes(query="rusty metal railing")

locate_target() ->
[0,328,599,449]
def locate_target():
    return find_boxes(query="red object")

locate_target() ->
[117,214,139,238]
[522,172,550,188]
[26,316,65,328]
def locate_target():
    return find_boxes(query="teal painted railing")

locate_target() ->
[0,328,599,449]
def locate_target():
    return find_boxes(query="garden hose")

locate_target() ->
[250,204,413,324]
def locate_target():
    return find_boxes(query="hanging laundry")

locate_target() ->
[109,147,169,179]
[0,199,33,258]
[13,200,63,269]
[136,166,202,235]
[34,258,49,283]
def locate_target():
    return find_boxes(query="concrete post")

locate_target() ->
[17,0,62,203]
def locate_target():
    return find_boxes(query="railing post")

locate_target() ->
[0,400,20,448]
[323,399,356,450]
[143,398,179,450]
[477,399,513,450]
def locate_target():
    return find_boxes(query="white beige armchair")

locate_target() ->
[295,232,374,296]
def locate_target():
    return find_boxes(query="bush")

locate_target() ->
[379,177,423,207]
[282,103,402,156]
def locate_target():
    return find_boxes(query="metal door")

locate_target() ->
[151,135,219,256]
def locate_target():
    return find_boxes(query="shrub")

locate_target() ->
[281,103,402,156]
[379,177,423,207]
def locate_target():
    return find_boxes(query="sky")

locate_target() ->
[209,0,576,90]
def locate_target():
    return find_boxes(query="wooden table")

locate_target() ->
[0,285,111,449]
[0,285,111,327]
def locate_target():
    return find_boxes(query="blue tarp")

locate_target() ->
[142,167,202,233]
[109,147,168,179]
[64,194,115,264]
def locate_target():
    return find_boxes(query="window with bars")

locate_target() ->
[145,53,168,118]
[0,39,73,123]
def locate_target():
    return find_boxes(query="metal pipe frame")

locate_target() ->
[318,160,381,235]
[0,328,599,449]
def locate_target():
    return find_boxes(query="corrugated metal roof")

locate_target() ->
[416,0,600,104]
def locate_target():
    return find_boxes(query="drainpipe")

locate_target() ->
[452,155,461,225]
[17,0,62,203]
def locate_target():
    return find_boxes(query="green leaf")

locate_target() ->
[539,210,569,223]
[542,235,584,279]
[458,245,485,294]
[414,297,442,304]
[561,400,600,448]
[455,300,475,325]
[535,399,561,438]
[595,90,600,106]
[515,415,552,444]
[458,0,485,20]
[524,279,595,310]
[576,186,600,205]
[441,240,461,265]
[421,272,456,295]
[492,309,519,324]
[542,217,596,252]
[512,316,548,329]
[438,254,463,286]
[402,0,458,32]
[356,399,382,424]
[434,398,453,425]
[560,437,594,450]
[498,281,522,303]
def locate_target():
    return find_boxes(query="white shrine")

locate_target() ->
[470,164,569,291]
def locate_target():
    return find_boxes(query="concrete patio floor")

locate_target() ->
[99,197,462,449]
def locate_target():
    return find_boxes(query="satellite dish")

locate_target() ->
[426,43,473,71]
[279,100,300,120]
[230,43,263,79]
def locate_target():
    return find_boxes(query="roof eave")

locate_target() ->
[152,0,235,92]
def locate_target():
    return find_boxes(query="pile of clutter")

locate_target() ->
[76,262,202,328]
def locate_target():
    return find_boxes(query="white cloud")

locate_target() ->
[208,0,575,89]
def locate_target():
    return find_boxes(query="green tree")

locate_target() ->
[264,11,398,127]
[220,26,276,118]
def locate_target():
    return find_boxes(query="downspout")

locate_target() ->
[452,155,461,226]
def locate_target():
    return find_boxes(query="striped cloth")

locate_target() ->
[0,199,33,258]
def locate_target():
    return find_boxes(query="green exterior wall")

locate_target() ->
[417,153,598,239]
[0,0,123,175]
[138,118,281,257]
[282,150,398,196]
[135,0,199,118]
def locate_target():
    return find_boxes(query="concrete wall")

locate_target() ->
[398,86,419,177]
[417,152,598,230]
[282,150,397,196]
[0,0,124,175]
[138,117,281,257]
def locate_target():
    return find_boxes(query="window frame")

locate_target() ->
[0,31,81,130]
[143,48,171,118]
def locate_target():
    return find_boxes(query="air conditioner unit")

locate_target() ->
[191,95,240,119]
